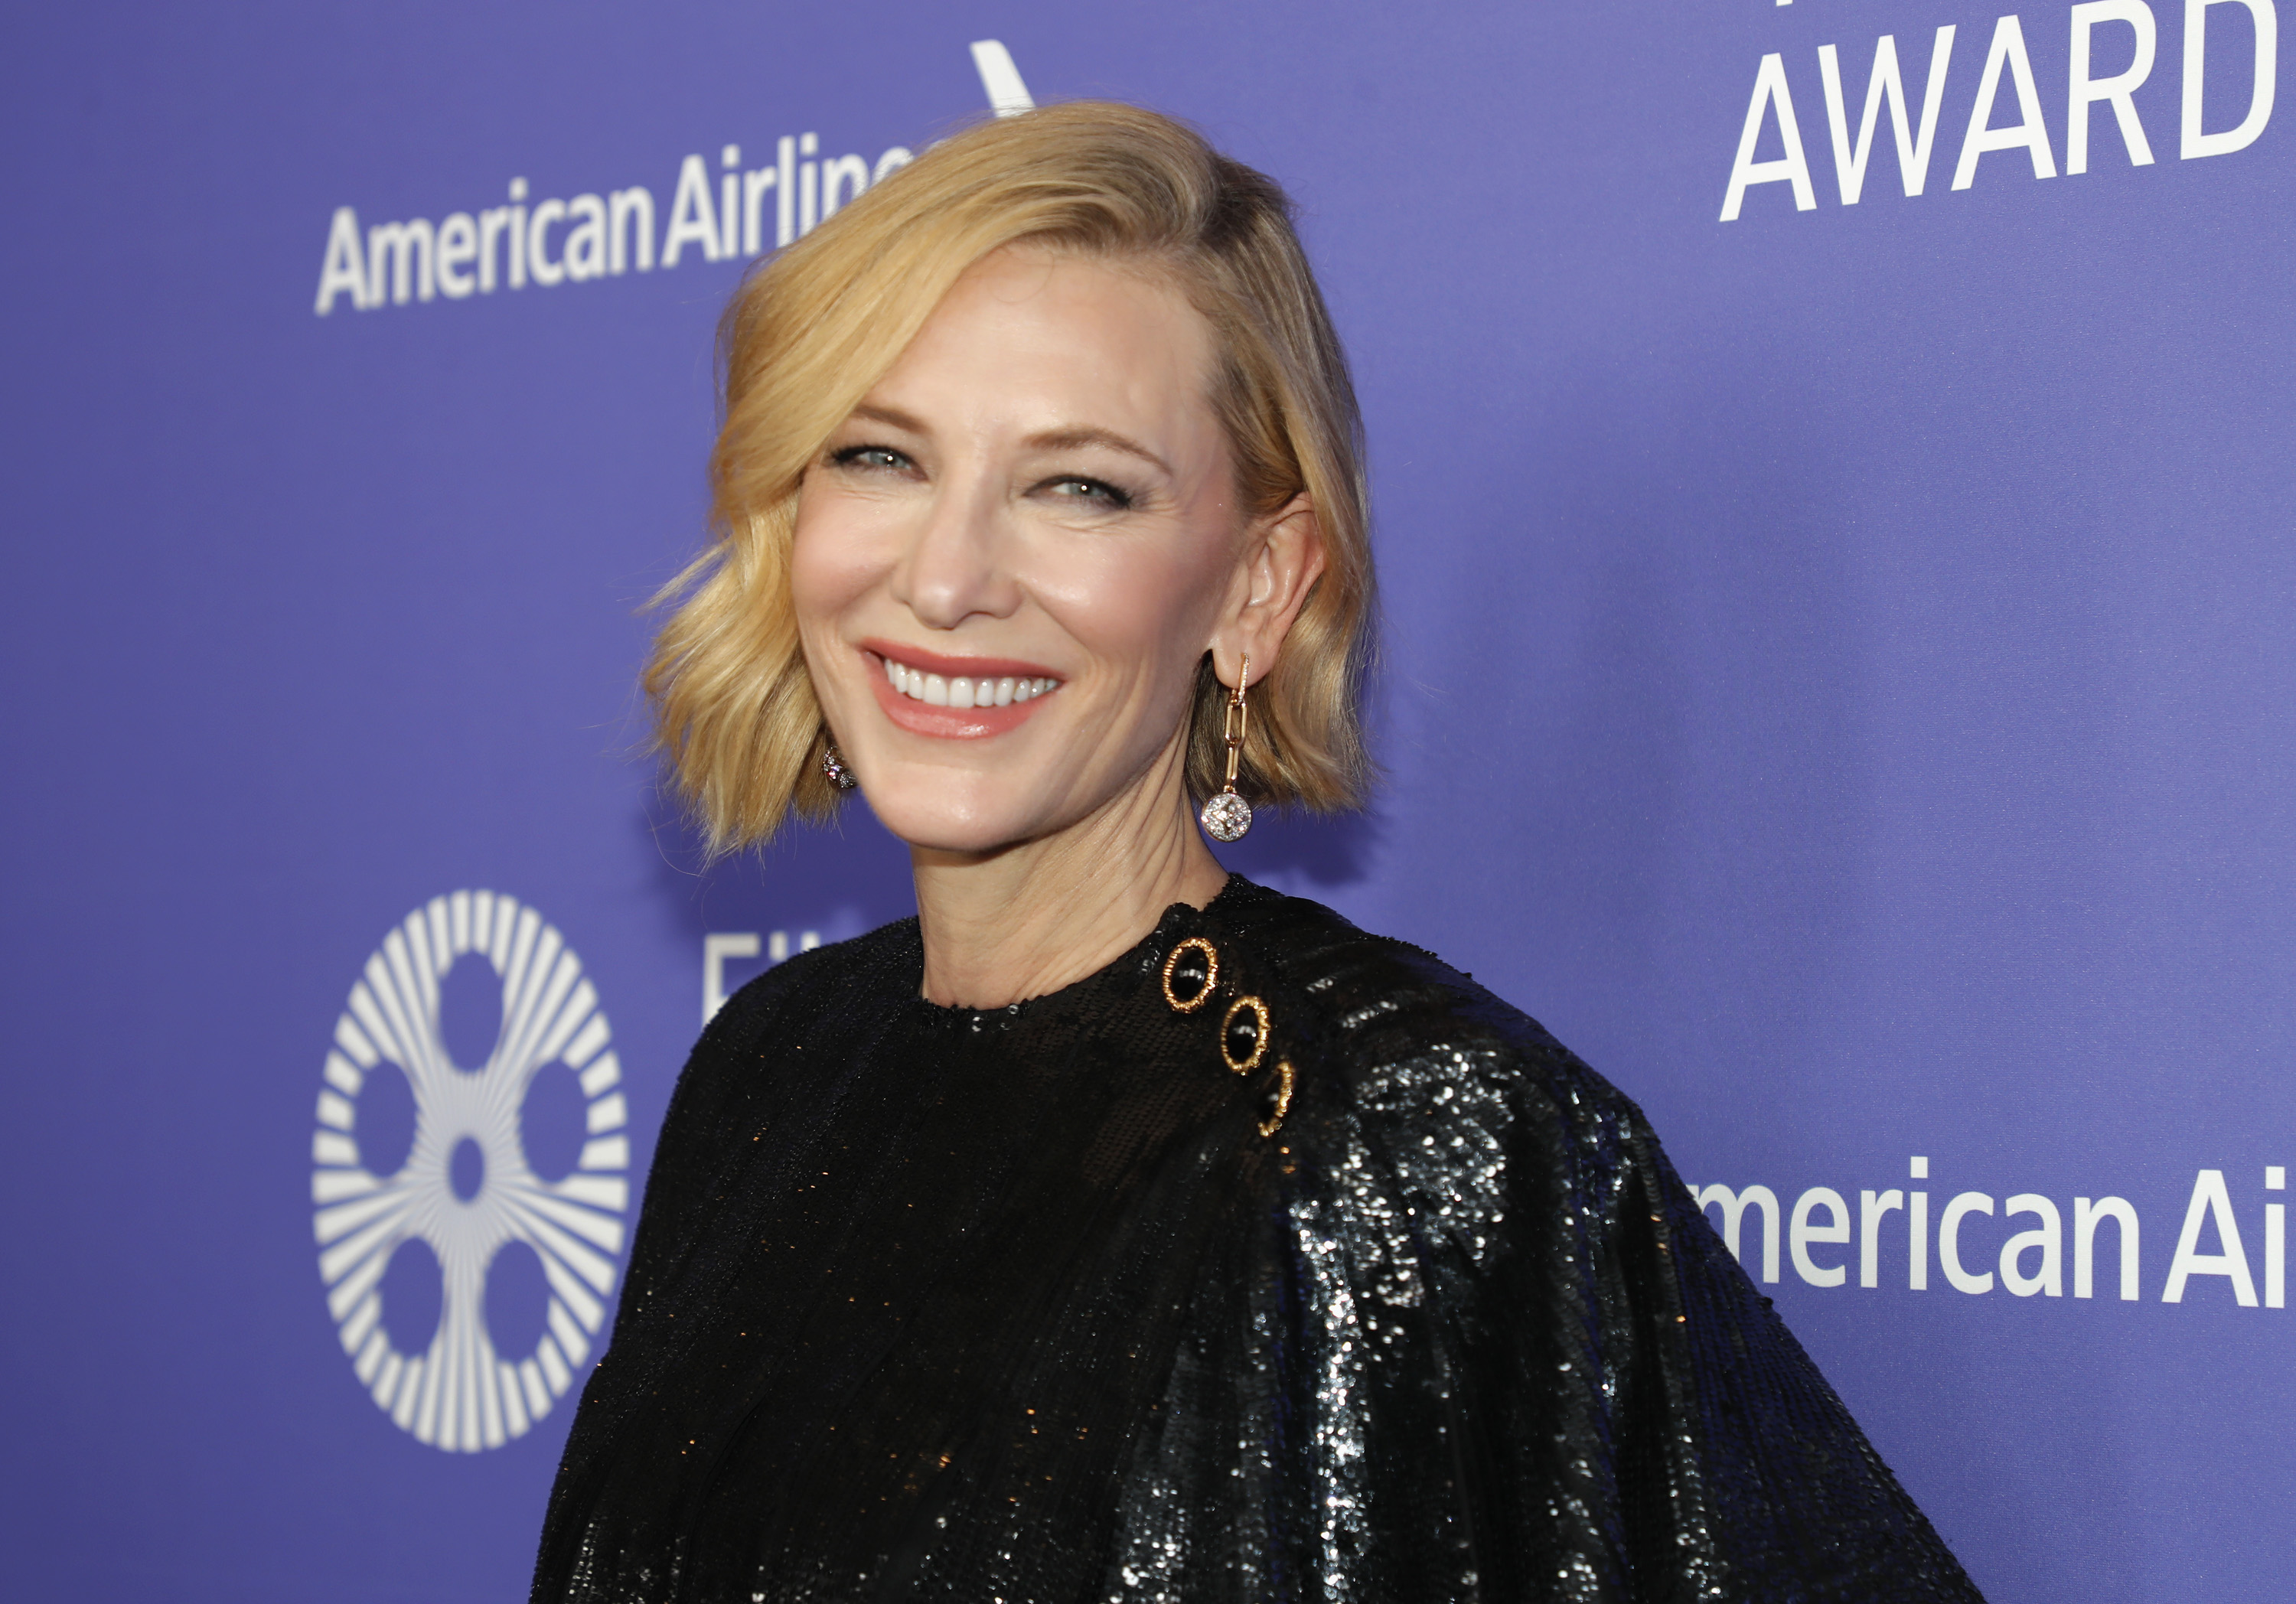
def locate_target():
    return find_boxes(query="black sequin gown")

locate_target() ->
[534,877,1982,1602]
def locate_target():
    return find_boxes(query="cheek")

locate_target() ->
[788,491,878,628]
[1040,530,1230,690]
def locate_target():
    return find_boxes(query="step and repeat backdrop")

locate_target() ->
[2,0,2289,1598]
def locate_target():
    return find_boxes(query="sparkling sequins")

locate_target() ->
[536,878,1982,1604]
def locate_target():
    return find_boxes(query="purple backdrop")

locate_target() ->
[4,2,2290,1597]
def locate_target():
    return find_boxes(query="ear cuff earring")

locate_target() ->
[1199,655,1254,843]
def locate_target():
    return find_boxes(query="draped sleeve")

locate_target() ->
[1119,890,1986,1602]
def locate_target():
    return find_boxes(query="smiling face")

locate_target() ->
[791,246,1261,857]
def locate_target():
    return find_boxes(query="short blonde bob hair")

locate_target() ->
[647,101,1375,852]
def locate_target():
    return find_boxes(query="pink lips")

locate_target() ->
[861,638,1062,740]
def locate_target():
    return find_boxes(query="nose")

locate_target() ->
[886,469,1021,631]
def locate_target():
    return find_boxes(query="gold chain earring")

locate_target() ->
[1199,654,1253,843]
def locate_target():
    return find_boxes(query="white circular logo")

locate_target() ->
[311,890,628,1452]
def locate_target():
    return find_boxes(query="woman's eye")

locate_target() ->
[1043,476,1133,510]
[830,445,912,473]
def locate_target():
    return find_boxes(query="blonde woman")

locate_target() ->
[533,104,1981,1603]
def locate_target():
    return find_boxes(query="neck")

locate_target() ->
[910,749,1230,1009]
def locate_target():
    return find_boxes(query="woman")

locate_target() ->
[534,103,1981,1602]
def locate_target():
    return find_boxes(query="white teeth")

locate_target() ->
[882,657,1056,707]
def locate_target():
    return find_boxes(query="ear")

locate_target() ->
[1209,493,1326,689]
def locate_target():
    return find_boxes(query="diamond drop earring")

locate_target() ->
[1199,655,1254,843]
[820,742,856,791]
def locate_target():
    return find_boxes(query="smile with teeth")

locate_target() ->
[883,657,1061,710]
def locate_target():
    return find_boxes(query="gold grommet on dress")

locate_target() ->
[1257,1059,1296,1138]
[1161,937,1218,1013]
[1221,996,1270,1075]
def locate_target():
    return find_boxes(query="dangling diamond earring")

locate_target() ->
[1199,654,1254,843]
[820,742,856,791]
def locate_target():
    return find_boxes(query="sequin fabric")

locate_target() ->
[533,877,1982,1602]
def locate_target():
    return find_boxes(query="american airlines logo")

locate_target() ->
[314,41,1034,315]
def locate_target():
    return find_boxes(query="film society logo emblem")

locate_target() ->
[311,892,628,1452]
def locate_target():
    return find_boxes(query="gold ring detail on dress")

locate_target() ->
[1161,937,1218,1012]
[1221,995,1270,1075]
[1257,1059,1296,1138]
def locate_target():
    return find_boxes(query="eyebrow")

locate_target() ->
[1023,426,1172,478]
[845,404,1172,478]
[849,402,929,434]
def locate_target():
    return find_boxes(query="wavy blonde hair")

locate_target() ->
[647,101,1374,852]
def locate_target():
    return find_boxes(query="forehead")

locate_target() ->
[876,246,1220,438]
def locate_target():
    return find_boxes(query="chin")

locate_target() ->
[861,779,1051,859]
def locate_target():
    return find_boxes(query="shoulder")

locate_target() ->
[1205,880,1654,1160]
[1205,882,1691,1328]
